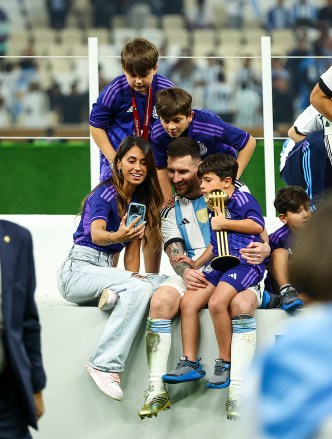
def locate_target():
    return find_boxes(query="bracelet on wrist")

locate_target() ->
[108,232,114,244]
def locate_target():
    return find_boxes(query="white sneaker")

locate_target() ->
[85,364,123,400]
[98,288,118,311]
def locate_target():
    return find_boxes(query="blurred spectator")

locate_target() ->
[235,57,261,94]
[285,32,313,108]
[0,7,9,59]
[46,81,63,117]
[162,0,184,14]
[317,0,332,27]
[266,0,292,31]
[234,81,262,128]
[204,56,225,85]
[46,0,72,30]
[291,0,317,28]
[186,0,215,30]
[168,48,205,101]
[20,81,50,128]
[226,0,245,29]
[60,82,87,124]
[90,0,115,28]
[156,45,171,79]
[204,72,234,123]
[271,58,291,82]
[0,95,10,127]
[272,76,294,128]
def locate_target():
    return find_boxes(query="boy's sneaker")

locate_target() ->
[85,364,123,400]
[138,383,171,419]
[260,290,281,309]
[280,285,304,311]
[162,356,206,384]
[207,359,231,389]
[98,288,118,311]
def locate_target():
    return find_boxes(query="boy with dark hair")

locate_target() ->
[89,38,174,182]
[264,185,311,311]
[89,38,174,274]
[151,87,256,201]
[163,153,265,416]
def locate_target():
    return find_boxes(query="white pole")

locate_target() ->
[88,37,100,189]
[261,36,275,218]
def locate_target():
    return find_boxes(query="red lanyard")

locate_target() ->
[131,86,153,140]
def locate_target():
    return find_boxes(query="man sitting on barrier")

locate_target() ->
[138,138,270,420]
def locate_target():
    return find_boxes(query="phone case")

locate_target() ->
[126,202,146,227]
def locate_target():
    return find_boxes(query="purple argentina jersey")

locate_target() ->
[150,108,250,168]
[89,74,174,181]
[269,224,293,253]
[73,183,133,254]
[210,190,265,263]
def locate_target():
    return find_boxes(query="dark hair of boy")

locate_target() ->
[155,87,192,119]
[290,193,332,301]
[167,137,201,161]
[121,38,159,77]
[274,186,310,215]
[197,153,238,184]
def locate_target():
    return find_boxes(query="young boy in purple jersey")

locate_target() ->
[89,38,174,182]
[90,38,174,274]
[163,153,265,394]
[151,87,256,202]
[264,186,311,311]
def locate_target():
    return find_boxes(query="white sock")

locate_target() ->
[146,318,171,388]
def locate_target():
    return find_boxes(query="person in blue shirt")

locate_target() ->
[245,194,332,439]
[163,153,265,415]
[57,135,163,401]
[150,87,256,203]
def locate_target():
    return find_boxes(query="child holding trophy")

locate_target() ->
[163,153,265,395]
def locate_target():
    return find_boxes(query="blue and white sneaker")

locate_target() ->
[162,356,206,384]
[260,290,281,309]
[280,286,304,311]
[207,359,231,389]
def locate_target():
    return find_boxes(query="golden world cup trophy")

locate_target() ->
[205,189,240,272]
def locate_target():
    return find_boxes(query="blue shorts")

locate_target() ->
[202,263,264,293]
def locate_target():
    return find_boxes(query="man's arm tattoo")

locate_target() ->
[165,241,190,277]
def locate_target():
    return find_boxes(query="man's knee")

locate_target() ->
[230,292,257,317]
[150,287,180,318]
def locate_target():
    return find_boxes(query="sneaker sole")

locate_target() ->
[139,401,171,420]
[98,290,117,311]
[162,370,206,384]
[282,300,304,311]
[206,377,231,389]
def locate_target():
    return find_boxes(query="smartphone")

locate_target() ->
[126,202,146,227]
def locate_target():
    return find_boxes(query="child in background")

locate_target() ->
[264,186,311,311]
[163,154,265,401]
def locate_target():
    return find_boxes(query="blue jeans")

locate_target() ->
[57,245,157,372]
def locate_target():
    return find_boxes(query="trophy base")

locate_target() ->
[210,255,240,273]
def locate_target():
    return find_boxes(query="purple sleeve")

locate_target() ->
[222,122,250,152]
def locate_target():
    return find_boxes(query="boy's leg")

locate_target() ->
[269,248,304,310]
[139,278,183,419]
[208,282,237,361]
[207,282,237,389]
[227,288,258,419]
[162,284,215,384]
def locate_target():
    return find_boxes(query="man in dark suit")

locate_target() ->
[0,220,46,439]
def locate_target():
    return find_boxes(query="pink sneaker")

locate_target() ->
[85,364,123,400]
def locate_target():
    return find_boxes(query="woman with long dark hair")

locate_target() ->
[57,136,163,400]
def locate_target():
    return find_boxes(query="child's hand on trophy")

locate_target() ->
[211,206,227,230]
